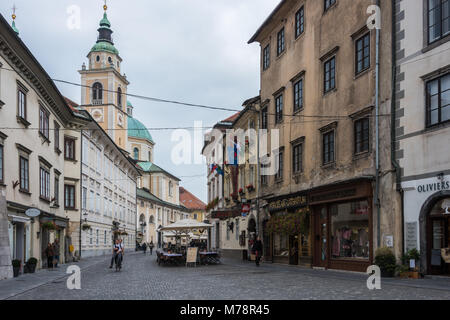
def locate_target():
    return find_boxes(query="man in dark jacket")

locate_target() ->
[252,236,263,266]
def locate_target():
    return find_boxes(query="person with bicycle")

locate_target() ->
[109,239,123,269]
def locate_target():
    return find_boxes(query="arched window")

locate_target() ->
[148,150,152,162]
[149,215,155,224]
[133,148,140,160]
[117,87,122,107]
[92,82,103,104]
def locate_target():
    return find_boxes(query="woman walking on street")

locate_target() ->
[252,236,263,267]
[149,241,154,255]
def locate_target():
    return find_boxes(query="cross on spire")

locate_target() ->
[12,4,17,20]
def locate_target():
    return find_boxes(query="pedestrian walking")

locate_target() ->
[252,236,263,267]
[52,238,60,268]
[149,241,154,255]
[45,243,54,269]
[142,242,147,254]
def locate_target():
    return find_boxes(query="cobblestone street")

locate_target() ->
[1,252,450,300]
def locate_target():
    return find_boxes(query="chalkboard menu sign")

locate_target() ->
[186,247,198,266]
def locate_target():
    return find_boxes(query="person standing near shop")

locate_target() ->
[252,236,263,267]
[45,243,54,269]
[149,241,154,255]
[52,238,60,268]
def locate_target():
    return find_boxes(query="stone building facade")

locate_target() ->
[246,0,400,271]
[394,0,450,275]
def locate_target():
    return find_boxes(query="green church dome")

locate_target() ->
[90,41,119,55]
[127,116,154,144]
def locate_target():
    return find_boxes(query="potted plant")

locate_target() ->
[374,247,396,277]
[399,249,421,279]
[246,184,255,192]
[41,221,56,230]
[238,188,244,195]
[82,224,92,231]
[12,259,21,277]
[24,258,38,274]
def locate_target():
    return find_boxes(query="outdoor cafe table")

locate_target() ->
[199,252,220,265]
[157,251,184,266]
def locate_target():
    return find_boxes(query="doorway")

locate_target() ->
[314,206,328,268]
[427,205,450,275]
[289,235,299,265]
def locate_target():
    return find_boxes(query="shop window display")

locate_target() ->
[273,233,289,257]
[331,200,369,260]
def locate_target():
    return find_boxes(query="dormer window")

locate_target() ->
[108,56,112,64]
[133,148,139,160]
[92,82,103,105]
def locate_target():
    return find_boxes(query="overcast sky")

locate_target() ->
[0,0,279,203]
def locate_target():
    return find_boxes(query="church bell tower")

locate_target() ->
[79,2,129,149]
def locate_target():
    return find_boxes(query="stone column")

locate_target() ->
[0,190,13,279]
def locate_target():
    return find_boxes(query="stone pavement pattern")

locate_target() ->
[2,252,450,300]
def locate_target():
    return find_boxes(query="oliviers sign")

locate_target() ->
[417,181,450,193]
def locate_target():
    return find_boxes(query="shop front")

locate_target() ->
[264,192,311,266]
[39,214,68,268]
[309,179,373,272]
[403,174,450,276]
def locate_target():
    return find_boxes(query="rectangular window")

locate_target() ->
[17,89,26,119]
[275,94,283,123]
[292,143,303,174]
[82,187,87,210]
[39,107,49,140]
[54,176,59,206]
[325,0,336,11]
[261,163,268,185]
[428,0,450,44]
[104,231,107,245]
[293,79,304,112]
[355,33,370,74]
[65,185,76,209]
[276,151,284,181]
[354,118,370,154]
[324,56,336,93]
[295,6,305,38]
[426,73,450,126]
[39,167,50,200]
[277,28,285,56]
[19,156,29,192]
[64,137,75,160]
[0,144,3,184]
[261,107,268,129]
[54,122,60,151]
[323,131,335,165]
[263,44,270,70]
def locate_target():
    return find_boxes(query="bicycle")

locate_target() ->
[114,252,123,272]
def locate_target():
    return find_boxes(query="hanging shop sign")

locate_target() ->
[25,208,41,218]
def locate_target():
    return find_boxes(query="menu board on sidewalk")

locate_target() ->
[186,247,198,266]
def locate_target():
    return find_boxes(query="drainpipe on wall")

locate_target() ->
[256,107,260,236]
[375,0,381,248]
[79,129,83,260]
[390,0,405,256]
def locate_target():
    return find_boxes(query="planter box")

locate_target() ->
[399,271,421,279]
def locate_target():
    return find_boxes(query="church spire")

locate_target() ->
[97,0,113,44]
[11,4,19,35]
